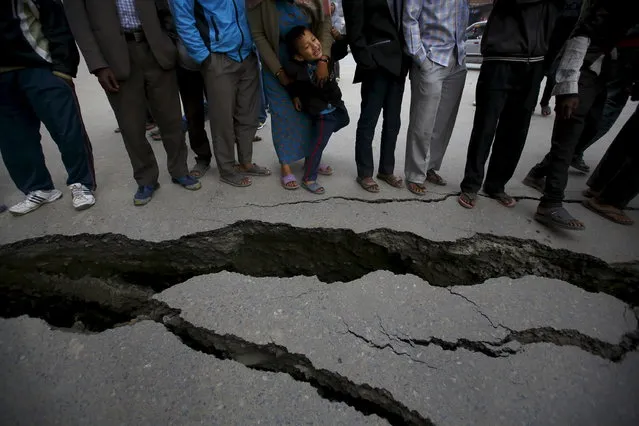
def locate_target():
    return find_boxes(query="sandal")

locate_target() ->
[221,173,252,187]
[301,180,325,194]
[458,192,477,209]
[318,164,333,176]
[190,162,210,179]
[377,173,404,188]
[145,122,156,131]
[149,128,162,141]
[582,198,634,226]
[407,182,426,196]
[534,206,585,231]
[356,176,380,193]
[235,163,272,176]
[426,170,446,186]
[541,105,552,117]
[485,191,517,208]
[281,174,299,190]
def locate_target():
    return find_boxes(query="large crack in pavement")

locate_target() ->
[1,220,638,424]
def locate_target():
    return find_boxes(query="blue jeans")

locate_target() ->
[0,68,96,194]
[304,106,350,182]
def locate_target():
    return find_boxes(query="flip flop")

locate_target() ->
[535,206,585,231]
[221,173,252,187]
[318,164,333,176]
[377,174,404,188]
[235,163,271,176]
[582,198,634,226]
[149,128,162,141]
[190,162,210,179]
[356,176,380,193]
[301,180,325,194]
[281,174,299,190]
[485,192,517,208]
[458,192,477,209]
[407,182,426,196]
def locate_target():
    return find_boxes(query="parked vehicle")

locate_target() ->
[464,21,486,64]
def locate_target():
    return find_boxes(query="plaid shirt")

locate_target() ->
[403,0,469,67]
[116,0,142,31]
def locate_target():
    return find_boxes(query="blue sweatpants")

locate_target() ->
[304,106,350,182]
[0,68,96,194]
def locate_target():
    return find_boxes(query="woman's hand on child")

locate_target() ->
[316,60,329,87]
[331,28,343,40]
[293,97,303,112]
[278,71,292,87]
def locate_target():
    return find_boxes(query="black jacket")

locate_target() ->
[0,0,79,77]
[284,58,344,117]
[342,0,409,82]
[481,0,564,62]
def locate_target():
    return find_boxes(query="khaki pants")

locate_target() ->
[201,52,259,177]
[107,40,188,186]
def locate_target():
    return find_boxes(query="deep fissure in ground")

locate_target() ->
[1,220,638,424]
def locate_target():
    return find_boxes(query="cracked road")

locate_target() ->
[1,56,638,425]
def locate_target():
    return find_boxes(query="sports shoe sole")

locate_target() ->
[74,200,96,211]
[10,190,63,216]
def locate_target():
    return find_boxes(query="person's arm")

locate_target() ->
[63,0,108,73]
[247,5,283,76]
[403,0,426,66]
[342,0,375,68]
[34,0,80,79]
[156,0,177,40]
[169,0,209,63]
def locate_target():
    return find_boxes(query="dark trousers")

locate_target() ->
[461,61,544,194]
[303,106,350,182]
[176,66,210,164]
[355,70,405,178]
[0,68,96,194]
[540,74,555,107]
[107,40,188,186]
[530,70,607,207]
[587,105,639,209]
[573,47,639,159]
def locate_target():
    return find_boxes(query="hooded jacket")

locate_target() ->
[0,0,79,78]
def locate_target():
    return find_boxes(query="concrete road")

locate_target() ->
[1,56,638,426]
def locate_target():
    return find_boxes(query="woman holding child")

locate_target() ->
[248,0,334,190]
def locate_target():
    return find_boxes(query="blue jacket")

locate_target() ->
[171,0,253,64]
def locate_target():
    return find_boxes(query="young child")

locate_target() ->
[284,26,350,194]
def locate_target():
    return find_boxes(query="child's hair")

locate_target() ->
[285,25,311,58]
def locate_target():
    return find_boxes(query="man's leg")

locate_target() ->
[427,63,467,174]
[19,68,96,191]
[142,45,190,183]
[460,61,510,195]
[570,80,608,171]
[0,71,54,194]
[540,71,604,207]
[234,54,260,168]
[176,66,211,166]
[404,60,446,186]
[379,74,405,177]
[355,71,387,179]
[484,62,543,197]
[202,53,246,182]
[108,42,159,187]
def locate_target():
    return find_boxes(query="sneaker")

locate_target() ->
[0,204,7,214]
[9,189,63,216]
[571,156,590,173]
[522,173,545,194]
[134,183,160,206]
[69,183,96,211]
[172,175,202,191]
[257,121,266,130]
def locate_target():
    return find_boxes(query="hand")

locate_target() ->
[293,97,302,112]
[331,28,342,40]
[316,59,329,87]
[555,95,579,120]
[278,70,292,86]
[95,68,119,93]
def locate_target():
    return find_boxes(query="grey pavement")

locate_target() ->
[1,56,638,425]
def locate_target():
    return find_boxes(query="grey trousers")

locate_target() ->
[405,58,466,184]
[107,40,188,186]
[202,52,259,177]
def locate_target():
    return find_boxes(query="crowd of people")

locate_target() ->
[0,0,637,231]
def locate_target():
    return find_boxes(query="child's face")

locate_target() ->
[294,30,323,62]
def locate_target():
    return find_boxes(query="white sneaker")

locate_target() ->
[69,183,96,211]
[9,189,63,216]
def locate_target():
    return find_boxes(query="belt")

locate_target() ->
[123,30,145,42]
